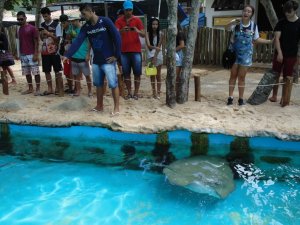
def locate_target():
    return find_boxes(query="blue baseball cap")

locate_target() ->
[123,1,133,10]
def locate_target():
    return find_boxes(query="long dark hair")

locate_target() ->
[148,17,160,47]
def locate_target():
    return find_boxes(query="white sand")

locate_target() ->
[1,61,300,140]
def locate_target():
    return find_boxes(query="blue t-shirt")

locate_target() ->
[65,17,121,65]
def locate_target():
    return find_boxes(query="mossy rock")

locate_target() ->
[230,137,251,152]
[190,133,209,156]
[54,141,70,149]
[28,140,40,146]
[260,156,291,164]
[156,131,169,145]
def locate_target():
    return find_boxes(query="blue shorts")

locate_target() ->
[92,63,118,88]
[121,52,142,77]
[176,50,184,67]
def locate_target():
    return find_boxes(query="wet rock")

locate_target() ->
[163,156,235,199]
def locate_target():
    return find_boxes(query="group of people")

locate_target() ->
[1,0,299,114]
[226,0,300,107]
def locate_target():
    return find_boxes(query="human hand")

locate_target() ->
[32,53,38,62]
[61,56,68,63]
[276,53,283,63]
[106,56,117,63]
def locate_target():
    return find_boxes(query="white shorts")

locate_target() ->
[20,54,40,76]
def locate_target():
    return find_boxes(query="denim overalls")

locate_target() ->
[232,22,256,67]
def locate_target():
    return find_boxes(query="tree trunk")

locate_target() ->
[35,0,47,27]
[176,0,200,104]
[259,0,278,29]
[0,0,6,29]
[165,0,178,108]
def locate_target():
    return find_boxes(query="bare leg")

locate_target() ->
[34,74,41,94]
[45,72,53,93]
[156,65,162,98]
[133,75,141,97]
[150,76,156,98]
[26,75,34,92]
[124,75,132,97]
[111,86,120,114]
[229,64,238,97]
[269,76,280,102]
[86,75,92,96]
[94,86,104,111]
[237,66,248,99]
[6,67,16,84]
[74,75,81,96]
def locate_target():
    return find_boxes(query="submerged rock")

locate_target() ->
[163,156,235,199]
[0,99,24,112]
[52,96,89,111]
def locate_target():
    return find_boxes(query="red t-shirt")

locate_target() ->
[115,15,144,53]
[18,24,39,55]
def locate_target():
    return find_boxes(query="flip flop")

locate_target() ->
[111,112,120,117]
[34,91,41,96]
[90,108,103,113]
[40,91,54,96]
[21,90,33,95]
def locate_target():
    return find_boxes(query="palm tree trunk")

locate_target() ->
[259,0,278,29]
[0,0,6,29]
[176,0,201,104]
[165,0,178,108]
[35,0,47,27]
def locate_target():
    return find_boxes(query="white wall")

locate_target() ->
[205,0,257,28]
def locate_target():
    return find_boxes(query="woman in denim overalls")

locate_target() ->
[225,5,273,105]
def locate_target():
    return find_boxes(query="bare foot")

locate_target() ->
[269,97,277,102]
[9,79,17,85]
[21,89,33,95]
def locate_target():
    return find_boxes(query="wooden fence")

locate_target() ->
[162,27,274,66]
[5,25,273,66]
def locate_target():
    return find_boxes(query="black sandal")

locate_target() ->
[124,94,132,100]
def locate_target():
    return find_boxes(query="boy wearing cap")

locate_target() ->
[60,14,74,94]
[64,4,121,115]
[115,0,145,100]
[70,18,93,97]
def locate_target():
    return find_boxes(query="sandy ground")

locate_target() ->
[1,61,300,140]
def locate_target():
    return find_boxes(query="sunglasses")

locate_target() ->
[125,9,133,11]
[17,18,24,21]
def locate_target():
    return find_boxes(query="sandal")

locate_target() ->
[133,95,138,100]
[21,90,33,95]
[124,94,132,100]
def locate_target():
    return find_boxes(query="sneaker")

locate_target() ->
[238,98,245,106]
[227,97,233,105]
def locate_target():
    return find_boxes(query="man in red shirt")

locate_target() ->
[16,11,41,95]
[115,0,145,100]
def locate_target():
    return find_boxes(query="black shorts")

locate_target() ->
[41,54,62,73]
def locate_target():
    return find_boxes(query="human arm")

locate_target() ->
[85,40,91,62]
[225,19,240,31]
[106,17,121,63]
[274,31,283,63]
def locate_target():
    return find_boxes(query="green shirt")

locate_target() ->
[67,26,89,60]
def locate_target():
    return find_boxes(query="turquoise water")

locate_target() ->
[0,125,300,225]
